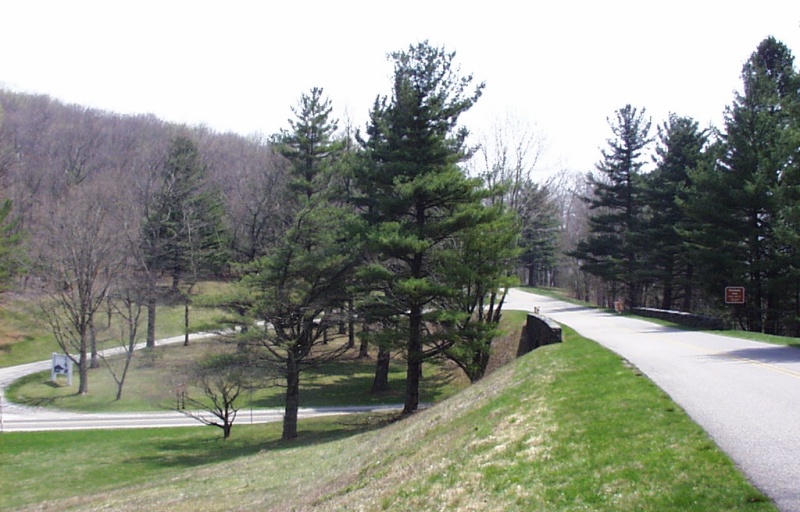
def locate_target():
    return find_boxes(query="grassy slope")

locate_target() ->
[3,327,775,512]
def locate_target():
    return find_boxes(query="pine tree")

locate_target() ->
[571,105,652,307]
[643,114,708,310]
[439,203,520,382]
[245,88,359,440]
[355,41,489,413]
[686,37,799,333]
[516,181,561,287]
[141,135,228,347]
[276,87,344,201]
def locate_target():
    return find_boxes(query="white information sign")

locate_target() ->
[51,353,73,386]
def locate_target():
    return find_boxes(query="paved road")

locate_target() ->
[506,289,800,512]
[0,403,402,432]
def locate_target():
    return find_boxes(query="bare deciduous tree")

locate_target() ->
[176,352,256,439]
[100,277,146,401]
[472,114,548,210]
[38,181,125,394]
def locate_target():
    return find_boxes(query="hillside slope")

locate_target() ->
[29,328,772,511]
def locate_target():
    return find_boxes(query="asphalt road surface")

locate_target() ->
[506,288,800,512]
[0,403,402,432]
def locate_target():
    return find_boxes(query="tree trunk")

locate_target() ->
[358,323,370,359]
[282,355,301,440]
[171,270,181,293]
[78,328,89,395]
[661,257,674,310]
[526,264,536,287]
[347,298,356,349]
[89,316,100,369]
[147,293,157,349]
[184,299,190,346]
[682,264,694,312]
[403,305,423,414]
[371,346,391,394]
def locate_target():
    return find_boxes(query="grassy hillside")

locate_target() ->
[2,326,774,511]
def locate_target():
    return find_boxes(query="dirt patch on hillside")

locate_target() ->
[484,323,523,376]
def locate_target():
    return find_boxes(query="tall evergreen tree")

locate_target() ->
[141,135,228,347]
[276,87,344,201]
[439,203,520,382]
[643,114,708,310]
[355,41,489,414]
[571,105,652,307]
[245,88,359,440]
[686,37,799,333]
[516,181,561,287]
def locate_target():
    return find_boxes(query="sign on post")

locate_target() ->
[52,353,73,386]
[725,286,746,305]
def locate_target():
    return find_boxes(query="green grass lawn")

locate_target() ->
[7,338,467,412]
[0,416,391,511]
[0,298,57,368]
[0,321,775,511]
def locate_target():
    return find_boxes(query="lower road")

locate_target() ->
[506,289,800,512]
[0,403,402,432]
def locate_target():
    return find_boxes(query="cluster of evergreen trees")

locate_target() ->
[0,42,546,441]
[572,36,800,336]
[242,43,524,439]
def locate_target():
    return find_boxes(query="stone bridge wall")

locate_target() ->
[518,313,563,356]
[630,307,725,330]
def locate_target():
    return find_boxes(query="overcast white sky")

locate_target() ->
[1,1,799,175]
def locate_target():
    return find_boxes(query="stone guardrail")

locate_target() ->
[518,312,563,356]
[630,307,726,330]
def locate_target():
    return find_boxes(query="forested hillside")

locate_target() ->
[0,88,290,269]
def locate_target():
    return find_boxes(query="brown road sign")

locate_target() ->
[725,286,745,305]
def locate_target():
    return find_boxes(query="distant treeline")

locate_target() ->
[0,88,290,268]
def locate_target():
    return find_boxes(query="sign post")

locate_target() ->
[52,353,73,386]
[725,286,746,305]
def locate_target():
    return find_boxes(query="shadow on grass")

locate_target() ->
[128,413,397,470]
[249,357,456,408]
[16,395,59,407]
